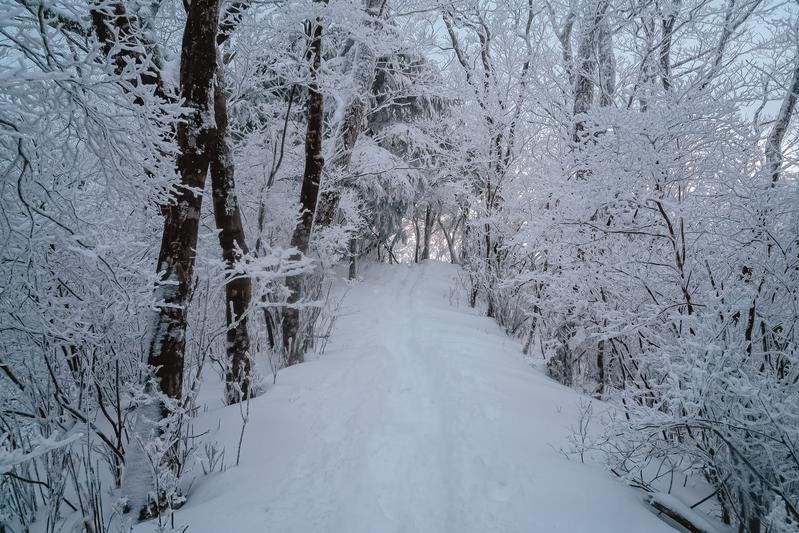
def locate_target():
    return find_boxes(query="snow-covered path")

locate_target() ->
[159,262,673,533]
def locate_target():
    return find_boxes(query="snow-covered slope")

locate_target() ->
[148,262,674,533]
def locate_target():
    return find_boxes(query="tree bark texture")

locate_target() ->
[597,18,616,107]
[148,0,220,401]
[210,61,253,403]
[282,18,325,365]
[126,0,219,518]
[421,204,434,260]
[348,237,358,279]
[659,0,680,91]
[572,0,610,142]
[766,55,799,183]
[437,216,459,264]
[90,1,169,102]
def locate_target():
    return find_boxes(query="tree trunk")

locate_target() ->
[572,0,610,143]
[659,0,680,91]
[282,18,325,365]
[421,204,433,261]
[314,91,366,227]
[765,54,799,183]
[387,232,401,263]
[148,0,219,404]
[596,338,605,398]
[597,18,616,107]
[413,212,421,263]
[314,0,385,228]
[648,495,717,533]
[127,0,219,517]
[348,237,357,280]
[437,216,458,264]
[89,1,168,103]
[210,60,253,404]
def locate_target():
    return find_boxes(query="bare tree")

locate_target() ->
[124,0,221,517]
[314,0,387,228]
[572,0,611,142]
[283,16,325,365]
[210,58,253,403]
[659,0,680,91]
[421,204,434,261]
[148,0,219,403]
[765,51,799,183]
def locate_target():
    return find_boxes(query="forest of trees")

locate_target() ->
[1,0,797,531]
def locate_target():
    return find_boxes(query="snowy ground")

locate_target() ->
[145,262,676,533]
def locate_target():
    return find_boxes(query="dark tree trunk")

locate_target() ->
[413,212,421,263]
[282,18,325,365]
[387,232,401,264]
[766,55,799,183]
[90,1,168,102]
[596,338,605,398]
[462,206,479,308]
[148,0,219,401]
[572,0,610,143]
[659,0,679,91]
[210,61,253,404]
[421,204,433,261]
[314,93,365,227]
[126,0,219,517]
[548,321,576,386]
[437,216,458,264]
[597,18,615,108]
[348,237,357,280]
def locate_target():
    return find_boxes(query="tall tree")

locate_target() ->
[765,52,799,183]
[148,0,220,402]
[146,0,254,407]
[282,15,326,365]
[572,0,610,143]
[211,59,253,403]
[314,0,387,228]
[125,0,220,517]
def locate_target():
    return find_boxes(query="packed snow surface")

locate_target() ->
[149,262,674,532]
